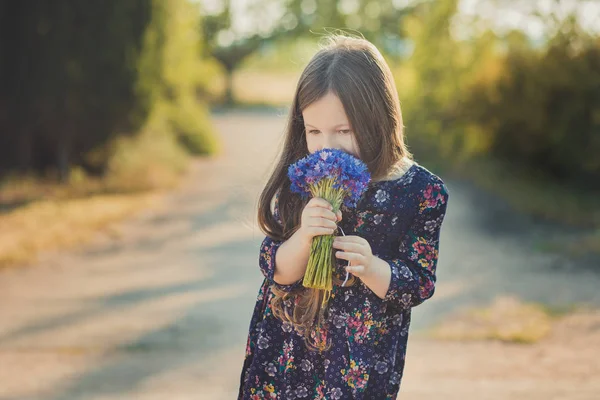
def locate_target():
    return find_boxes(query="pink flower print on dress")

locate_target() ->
[277,339,295,373]
[420,183,446,211]
[411,237,439,271]
[340,358,370,392]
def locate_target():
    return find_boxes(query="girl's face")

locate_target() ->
[302,92,361,158]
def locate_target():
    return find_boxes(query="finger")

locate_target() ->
[308,226,336,236]
[333,237,367,249]
[311,207,337,221]
[335,251,365,264]
[336,210,342,221]
[346,265,365,275]
[334,236,367,247]
[308,197,334,210]
[332,241,363,253]
[335,235,365,243]
[308,216,337,229]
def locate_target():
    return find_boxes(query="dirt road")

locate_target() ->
[0,111,598,400]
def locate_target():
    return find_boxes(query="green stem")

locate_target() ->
[303,177,345,293]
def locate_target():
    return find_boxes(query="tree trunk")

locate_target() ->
[16,127,33,173]
[57,128,70,183]
[224,67,234,105]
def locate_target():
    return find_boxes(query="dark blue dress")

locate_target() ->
[238,163,449,399]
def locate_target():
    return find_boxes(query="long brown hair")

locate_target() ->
[257,34,412,352]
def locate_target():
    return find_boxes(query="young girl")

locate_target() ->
[238,35,449,399]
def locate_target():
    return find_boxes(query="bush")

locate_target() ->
[105,109,189,192]
[168,100,220,156]
[463,29,600,187]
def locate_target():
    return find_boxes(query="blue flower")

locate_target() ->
[287,148,371,208]
[286,149,371,296]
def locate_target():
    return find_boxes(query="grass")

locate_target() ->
[453,157,600,256]
[449,157,600,228]
[0,112,198,269]
[426,296,571,344]
[0,189,160,268]
[0,128,193,269]
[412,150,600,257]
[0,79,221,270]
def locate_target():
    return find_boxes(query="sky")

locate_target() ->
[196,0,600,43]
[458,0,600,39]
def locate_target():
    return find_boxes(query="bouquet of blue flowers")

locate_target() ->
[288,149,371,304]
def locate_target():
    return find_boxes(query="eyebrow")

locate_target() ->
[305,123,350,129]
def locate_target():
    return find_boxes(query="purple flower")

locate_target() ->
[257,335,270,350]
[287,148,371,208]
[391,313,403,326]
[300,359,313,372]
[329,387,343,399]
[265,362,277,377]
[295,385,308,397]
[332,314,347,329]
[375,360,389,374]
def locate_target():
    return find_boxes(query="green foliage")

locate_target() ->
[168,100,220,155]
[200,0,415,104]
[105,107,189,192]
[465,27,600,185]
[241,37,319,73]
[0,0,219,184]
[401,2,599,191]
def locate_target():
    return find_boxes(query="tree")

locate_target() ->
[199,0,417,105]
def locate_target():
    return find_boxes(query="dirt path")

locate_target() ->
[0,111,598,400]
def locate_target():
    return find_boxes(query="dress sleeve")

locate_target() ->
[381,177,449,311]
[259,192,304,292]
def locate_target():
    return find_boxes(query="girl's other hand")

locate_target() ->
[298,197,341,243]
[332,235,375,278]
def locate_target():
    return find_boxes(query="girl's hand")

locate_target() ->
[298,197,343,244]
[332,235,374,278]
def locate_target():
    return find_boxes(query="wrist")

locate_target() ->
[293,227,313,249]
[361,256,392,300]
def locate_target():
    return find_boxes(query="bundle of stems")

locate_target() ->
[303,178,345,305]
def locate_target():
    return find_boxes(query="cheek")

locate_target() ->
[305,135,318,153]
[347,136,360,157]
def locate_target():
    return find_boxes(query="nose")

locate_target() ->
[322,133,337,150]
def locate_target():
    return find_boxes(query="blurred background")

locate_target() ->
[0,0,599,399]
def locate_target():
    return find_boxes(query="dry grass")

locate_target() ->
[427,296,566,344]
[0,170,175,270]
[0,191,160,268]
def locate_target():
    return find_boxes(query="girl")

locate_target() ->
[238,35,449,399]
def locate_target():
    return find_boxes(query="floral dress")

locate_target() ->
[238,163,449,400]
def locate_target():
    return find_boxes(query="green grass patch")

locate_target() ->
[0,191,159,268]
[450,157,600,228]
[410,146,600,257]
[0,101,220,269]
[427,296,560,344]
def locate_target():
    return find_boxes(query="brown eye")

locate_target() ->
[339,129,352,135]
